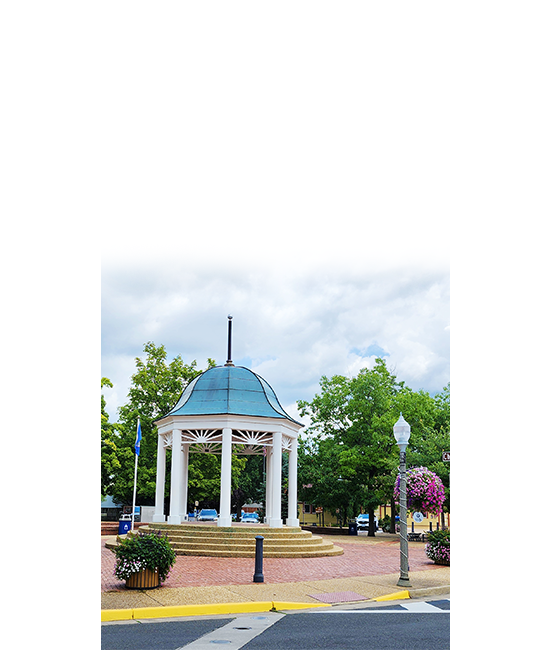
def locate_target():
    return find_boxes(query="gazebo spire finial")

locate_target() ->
[225,315,234,367]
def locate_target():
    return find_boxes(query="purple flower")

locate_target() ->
[394,467,445,515]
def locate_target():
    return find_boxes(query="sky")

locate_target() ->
[97,4,453,426]
[4,5,549,644]
[102,260,449,425]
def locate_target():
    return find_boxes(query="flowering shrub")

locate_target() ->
[425,529,450,565]
[114,557,149,581]
[112,530,176,583]
[393,467,445,515]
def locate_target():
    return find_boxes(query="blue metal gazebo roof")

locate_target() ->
[161,365,302,425]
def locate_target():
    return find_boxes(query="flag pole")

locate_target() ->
[131,417,141,532]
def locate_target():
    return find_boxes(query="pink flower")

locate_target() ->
[394,467,445,515]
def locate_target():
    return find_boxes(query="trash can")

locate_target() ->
[348,521,358,536]
[118,514,132,535]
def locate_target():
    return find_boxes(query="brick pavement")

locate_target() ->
[102,535,440,593]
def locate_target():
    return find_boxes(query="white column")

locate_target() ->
[218,427,232,527]
[265,447,272,525]
[153,433,166,522]
[270,430,283,527]
[180,443,189,521]
[286,437,299,527]
[168,429,182,524]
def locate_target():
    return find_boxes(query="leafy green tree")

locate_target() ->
[101,377,120,497]
[298,359,404,535]
[398,383,450,519]
[298,434,365,526]
[108,342,216,506]
[232,454,265,520]
[187,452,247,512]
[298,362,450,534]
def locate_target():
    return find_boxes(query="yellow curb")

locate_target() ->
[133,602,274,619]
[372,590,410,602]
[272,601,330,611]
[102,600,330,622]
[101,609,134,622]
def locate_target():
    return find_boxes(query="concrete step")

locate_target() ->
[106,522,343,558]
[143,532,316,543]
[168,540,344,558]
[168,539,326,553]
[165,535,325,548]
[142,524,313,539]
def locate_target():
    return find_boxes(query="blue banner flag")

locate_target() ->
[134,419,142,456]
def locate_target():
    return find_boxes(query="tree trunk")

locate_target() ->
[367,507,376,536]
[232,488,245,522]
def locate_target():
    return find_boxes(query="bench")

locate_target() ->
[407,532,425,542]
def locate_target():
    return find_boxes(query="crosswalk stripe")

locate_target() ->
[176,613,285,649]
[401,601,447,613]
[308,599,450,614]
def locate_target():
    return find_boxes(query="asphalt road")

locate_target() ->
[242,610,450,650]
[101,600,450,650]
[101,618,230,650]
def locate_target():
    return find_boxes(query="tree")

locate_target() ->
[101,377,120,498]
[298,434,365,526]
[187,451,247,512]
[298,359,405,535]
[232,454,265,520]
[396,383,450,518]
[298,363,451,535]
[107,342,216,506]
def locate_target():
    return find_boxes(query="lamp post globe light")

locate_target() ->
[394,413,412,588]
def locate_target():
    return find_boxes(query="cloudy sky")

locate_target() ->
[5,4,549,641]
[102,260,449,424]
[99,4,453,425]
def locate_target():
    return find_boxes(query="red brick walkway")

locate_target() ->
[102,537,439,592]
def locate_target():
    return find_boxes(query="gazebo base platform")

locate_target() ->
[107,522,343,558]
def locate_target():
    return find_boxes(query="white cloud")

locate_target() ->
[97,2,451,423]
[102,261,449,422]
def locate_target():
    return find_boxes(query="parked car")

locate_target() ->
[197,509,218,521]
[356,514,378,531]
[241,512,259,523]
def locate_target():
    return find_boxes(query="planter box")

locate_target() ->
[125,568,160,589]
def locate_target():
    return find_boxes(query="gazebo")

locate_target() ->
[152,318,303,528]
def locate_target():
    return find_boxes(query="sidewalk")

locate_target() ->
[102,532,449,617]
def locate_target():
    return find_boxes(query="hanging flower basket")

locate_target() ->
[393,467,445,515]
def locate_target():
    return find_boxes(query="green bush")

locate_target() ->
[425,529,450,565]
[379,515,393,532]
[112,530,176,583]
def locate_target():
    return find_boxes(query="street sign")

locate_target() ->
[442,451,450,461]
[412,512,424,523]
[316,507,323,514]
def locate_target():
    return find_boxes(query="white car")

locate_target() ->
[356,514,378,531]
[197,509,218,521]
